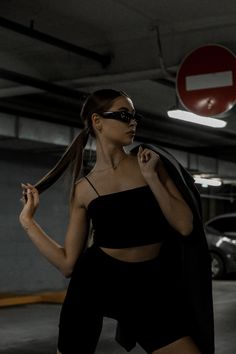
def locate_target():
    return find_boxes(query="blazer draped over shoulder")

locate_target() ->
[115,143,215,354]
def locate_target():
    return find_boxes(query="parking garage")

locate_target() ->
[1,1,236,354]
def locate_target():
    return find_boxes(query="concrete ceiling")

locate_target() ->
[0,0,236,163]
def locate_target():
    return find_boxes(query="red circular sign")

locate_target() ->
[176,44,236,116]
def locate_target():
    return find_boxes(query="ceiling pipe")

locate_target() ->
[154,78,175,88]
[0,16,112,68]
[0,66,179,98]
[60,67,179,87]
[154,25,176,82]
[0,68,87,101]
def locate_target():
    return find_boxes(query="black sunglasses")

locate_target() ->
[100,110,142,123]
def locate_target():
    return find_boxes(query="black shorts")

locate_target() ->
[58,244,190,354]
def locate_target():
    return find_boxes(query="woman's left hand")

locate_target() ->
[137,146,160,177]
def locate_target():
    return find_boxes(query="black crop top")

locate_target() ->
[86,180,173,248]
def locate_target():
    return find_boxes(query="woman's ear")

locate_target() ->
[91,113,102,132]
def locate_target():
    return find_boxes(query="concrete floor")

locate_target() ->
[1,279,236,354]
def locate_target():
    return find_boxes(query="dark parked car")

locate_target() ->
[204,213,236,279]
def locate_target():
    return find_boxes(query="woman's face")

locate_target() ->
[96,95,138,146]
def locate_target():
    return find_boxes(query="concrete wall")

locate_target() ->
[0,150,69,294]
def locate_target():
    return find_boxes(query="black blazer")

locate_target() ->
[115,143,215,354]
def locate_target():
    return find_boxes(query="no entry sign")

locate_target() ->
[176,44,236,116]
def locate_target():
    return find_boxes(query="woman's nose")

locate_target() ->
[129,119,137,126]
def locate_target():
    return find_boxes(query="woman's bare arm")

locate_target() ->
[19,182,89,277]
[149,160,193,236]
[137,147,193,236]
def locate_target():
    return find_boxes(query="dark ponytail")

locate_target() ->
[33,126,90,209]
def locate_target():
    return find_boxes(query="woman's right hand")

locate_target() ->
[19,183,40,225]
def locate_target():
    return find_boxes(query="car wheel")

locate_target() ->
[211,252,225,279]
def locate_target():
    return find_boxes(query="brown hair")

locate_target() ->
[32,89,130,211]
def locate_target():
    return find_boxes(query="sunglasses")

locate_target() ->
[100,110,142,123]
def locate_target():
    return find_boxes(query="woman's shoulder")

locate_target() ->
[74,176,86,187]
[73,177,92,207]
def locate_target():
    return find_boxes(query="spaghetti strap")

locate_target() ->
[84,176,100,196]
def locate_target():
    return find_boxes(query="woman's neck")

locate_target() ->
[94,142,128,171]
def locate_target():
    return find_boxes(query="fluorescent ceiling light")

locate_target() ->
[167,109,227,128]
[194,177,222,187]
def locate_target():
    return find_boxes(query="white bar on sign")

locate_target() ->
[186,71,233,91]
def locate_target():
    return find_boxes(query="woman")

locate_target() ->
[19,89,213,354]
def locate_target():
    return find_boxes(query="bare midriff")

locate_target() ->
[100,242,162,262]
